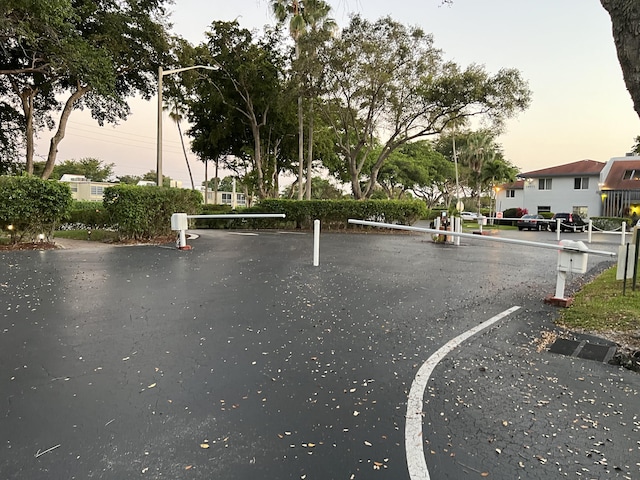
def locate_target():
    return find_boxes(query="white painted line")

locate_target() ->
[405,306,521,480]
[228,232,259,236]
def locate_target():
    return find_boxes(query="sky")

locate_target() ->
[49,0,640,188]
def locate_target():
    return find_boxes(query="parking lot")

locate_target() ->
[1,228,638,479]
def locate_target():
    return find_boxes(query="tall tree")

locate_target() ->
[188,22,291,199]
[458,130,498,211]
[271,0,306,199]
[0,0,171,178]
[297,0,335,199]
[600,1,640,120]
[168,101,195,190]
[317,15,531,199]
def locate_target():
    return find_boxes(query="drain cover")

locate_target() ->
[548,338,580,355]
[548,338,617,363]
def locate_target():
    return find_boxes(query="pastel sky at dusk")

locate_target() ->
[51,0,640,188]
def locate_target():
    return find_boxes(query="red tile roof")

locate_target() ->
[500,180,524,189]
[520,159,605,178]
[602,160,640,190]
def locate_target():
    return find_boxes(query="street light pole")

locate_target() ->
[157,64,217,186]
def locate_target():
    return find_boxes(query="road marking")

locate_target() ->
[228,232,259,236]
[405,306,521,480]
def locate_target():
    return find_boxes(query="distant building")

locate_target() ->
[196,186,248,207]
[496,155,640,218]
[59,175,116,202]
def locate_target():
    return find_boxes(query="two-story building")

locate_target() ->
[496,155,640,218]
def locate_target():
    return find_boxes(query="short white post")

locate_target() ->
[587,220,592,243]
[454,217,461,246]
[621,221,627,245]
[478,216,483,234]
[556,219,561,241]
[170,213,190,250]
[313,219,320,266]
[554,270,567,300]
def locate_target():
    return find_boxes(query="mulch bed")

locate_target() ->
[0,242,58,251]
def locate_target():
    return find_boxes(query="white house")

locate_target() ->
[496,155,640,218]
[59,175,116,202]
[496,159,605,217]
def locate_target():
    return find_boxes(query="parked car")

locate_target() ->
[460,211,478,221]
[517,214,546,231]
[549,213,587,232]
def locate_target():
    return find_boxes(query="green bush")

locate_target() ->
[192,203,234,229]
[590,216,630,231]
[66,201,112,229]
[102,185,202,240]
[255,199,427,229]
[0,175,73,243]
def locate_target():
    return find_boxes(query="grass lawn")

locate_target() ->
[54,229,119,242]
[559,266,640,333]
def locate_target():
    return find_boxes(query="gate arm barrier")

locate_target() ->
[348,218,617,306]
[347,219,617,257]
[171,212,286,250]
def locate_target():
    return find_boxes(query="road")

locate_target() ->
[1,228,638,479]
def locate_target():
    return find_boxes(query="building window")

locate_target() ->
[574,177,589,189]
[538,178,552,190]
[623,169,640,180]
[221,193,232,204]
[90,185,104,196]
[70,184,78,192]
[506,189,515,198]
[236,194,246,206]
[538,206,551,213]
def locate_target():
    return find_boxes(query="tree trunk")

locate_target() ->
[204,159,208,204]
[43,85,90,179]
[251,122,267,199]
[214,158,219,203]
[19,89,36,174]
[296,42,304,200]
[601,0,640,118]
[305,104,314,200]
[176,118,195,189]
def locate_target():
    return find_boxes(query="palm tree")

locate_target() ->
[459,130,498,212]
[272,0,306,200]
[299,0,336,200]
[167,101,195,190]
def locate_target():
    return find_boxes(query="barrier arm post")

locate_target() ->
[170,213,286,250]
[171,213,189,250]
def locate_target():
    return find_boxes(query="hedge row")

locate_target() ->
[225,199,428,229]
[102,185,202,240]
[0,176,73,243]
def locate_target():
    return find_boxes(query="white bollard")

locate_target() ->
[588,220,592,244]
[622,221,627,245]
[556,218,561,241]
[454,217,461,246]
[178,229,187,249]
[313,219,320,266]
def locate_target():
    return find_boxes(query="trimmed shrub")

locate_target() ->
[192,203,234,229]
[0,175,73,243]
[65,201,112,229]
[254,199,427,230]
[102,185,202,240]
[499,207,528,226]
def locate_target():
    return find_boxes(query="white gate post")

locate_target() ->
[313,219,320,266]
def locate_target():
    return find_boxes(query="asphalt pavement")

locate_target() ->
[1,227,638,479]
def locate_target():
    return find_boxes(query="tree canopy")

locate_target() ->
[0,0,172,177]
[315,15,530,199]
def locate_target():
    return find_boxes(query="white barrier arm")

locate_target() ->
[347,219,617,257]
